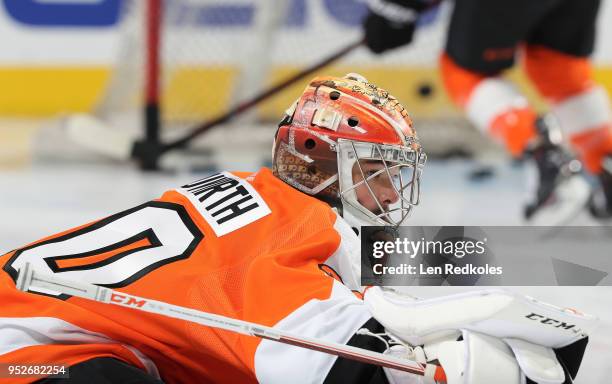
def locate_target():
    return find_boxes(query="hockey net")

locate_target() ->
[85,0,491,168]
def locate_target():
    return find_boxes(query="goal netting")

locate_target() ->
[80,0,491,168]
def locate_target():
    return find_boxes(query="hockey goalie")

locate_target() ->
[0,74,594,383]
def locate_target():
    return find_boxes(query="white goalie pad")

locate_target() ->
[363,287,597,348]
[504,338,565,384]
[383,331,524,384]
[430,331,567,384]
[461,331,522,384]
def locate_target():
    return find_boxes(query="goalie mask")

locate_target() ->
[272,73,426,228]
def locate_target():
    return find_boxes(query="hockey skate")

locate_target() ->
[523,116,591,225]
[588,155,612,219]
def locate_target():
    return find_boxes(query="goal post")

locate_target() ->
[143,0,162,169]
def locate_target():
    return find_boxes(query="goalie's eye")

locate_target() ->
[364,167,400,183]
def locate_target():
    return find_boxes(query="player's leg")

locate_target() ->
[35,357,163,384]
[440,53,537,158]
[443,0,557,157]
[441,0,587,222]
[523,0,612,218]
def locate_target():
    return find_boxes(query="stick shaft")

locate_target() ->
[16,265,445,382]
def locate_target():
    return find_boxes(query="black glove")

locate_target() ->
[363,0,430,54]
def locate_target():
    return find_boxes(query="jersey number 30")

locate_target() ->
[3,201,204,298]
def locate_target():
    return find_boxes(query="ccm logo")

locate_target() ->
[111,293,147,308]
[525,313,576,330]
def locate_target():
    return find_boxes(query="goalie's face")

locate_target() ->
[352,160,401,215]
[337,139,425,227]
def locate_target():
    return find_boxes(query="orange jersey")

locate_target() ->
[0,168,373,383]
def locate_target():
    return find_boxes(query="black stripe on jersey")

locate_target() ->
[323,317,390,384]
[45,228,162,273]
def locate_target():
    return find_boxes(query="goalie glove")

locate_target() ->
[363,0,431,54]
[364,287,596,384]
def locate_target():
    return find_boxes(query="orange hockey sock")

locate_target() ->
[489,107,538,157]
[570,124,612,173]
[524,45,593,103]
[441,53,537,156]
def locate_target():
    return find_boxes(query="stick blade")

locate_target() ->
[65,114,134,161]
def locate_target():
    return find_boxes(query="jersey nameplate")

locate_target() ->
[176,171,271,236]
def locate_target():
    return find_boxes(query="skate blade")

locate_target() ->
[525,175,591,227]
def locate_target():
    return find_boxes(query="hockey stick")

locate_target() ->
[15,264,447,383]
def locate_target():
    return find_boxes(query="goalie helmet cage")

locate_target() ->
[95,0,492,171]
